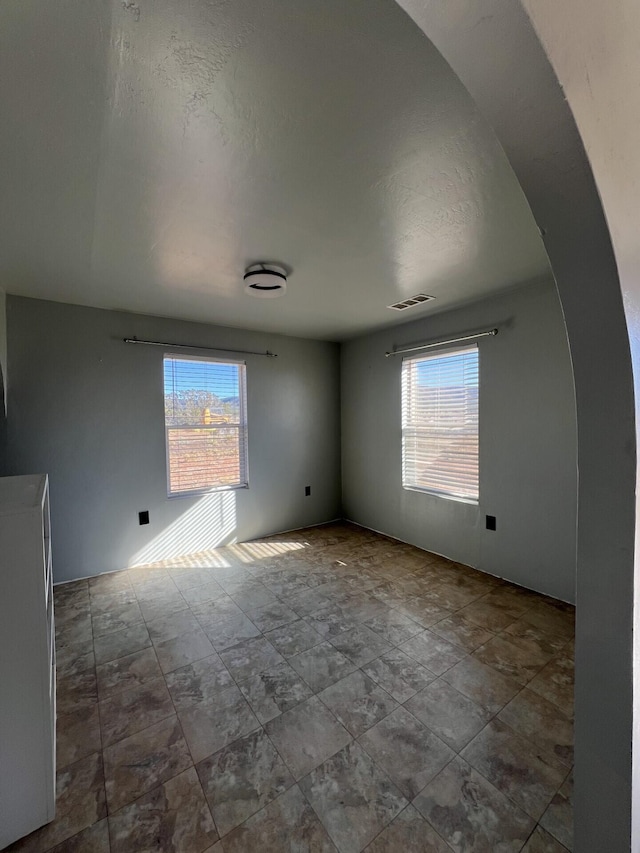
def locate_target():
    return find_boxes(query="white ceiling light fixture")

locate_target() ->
[244,263,288,298]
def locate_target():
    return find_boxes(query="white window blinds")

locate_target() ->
[163,355,248,496]
[401,344,479,501]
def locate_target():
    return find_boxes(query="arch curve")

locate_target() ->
[394,1,638,848]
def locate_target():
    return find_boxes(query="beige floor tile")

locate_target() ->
[462,719,567,820]
[48,524,574,852]
[221,785,337,852]
[6,753,107,853]
[358,706,454,799]
[264,696,351,780]
[196,728,293,836]
[414,755,534,853]
[99,677,174,747]
[103,715,192,812]
[108,767,217,852]
[300,741,407,853]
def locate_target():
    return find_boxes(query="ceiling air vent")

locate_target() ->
[387,293,436,311]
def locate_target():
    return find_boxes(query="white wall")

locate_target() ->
[342,278,577,602]
[6,296,342,582]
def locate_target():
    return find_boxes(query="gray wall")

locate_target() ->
[6,296,342,582]
[0,289,6,475]
[341,278,577,603]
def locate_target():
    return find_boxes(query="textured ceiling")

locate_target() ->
[0,0,550,340]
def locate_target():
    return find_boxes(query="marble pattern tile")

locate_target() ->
[48,818,110,852]
[103,715,192,812]
[522,825,571,852]
[473,635,549,686]
[225,580,278,610]
[264,618,323,657]
[527,656,575,714]
[362,648,435,703]
[54,579,90,607]
[99,677,174,747]
[318,671,398,737]
[55,612,93,649]
[221,785,337,853]
[414,755,534,852]
[441,656,520,714]
[328,624,392,667]
[457,597,524,632]
[246,601,300,632]
[88,571,132,596]
[287,641,357,692]
[180,580,227,606]
[498,688,574,767]
[154,628,215,674]
[7,752,107,853]
[108,767,218,852]
[136,591,189,624]
[392,598,450,629]
[56,705,102,770]
[405,679,492,752]
[279,588,332,617]
[358,706,454,799]
[197,606,262,651]
[130,575,180,600]
[147,609,201,644]
[399,631,467,676]
[55,601,93,632]
[96,646,162,698]
[197,728,294,836]
[502,620,568,659]
[299,741,407,853]
[264,696,351,780]
[364,804,451,853]
[461,719,567,820]
[237,660,313,723]
[93,622,151,665]
[520,605,575,642]
[219,636,285,681]
[429,613,494,652]
[169,567,219,591]
[539,772,573,850]
[56,644,95,673]
[91,602,144,639]
[177,683,260,763]
[46,524,573,852]
[165,655,234,712]
[56,670,98,716]
[305,604,361,638]
[361,609,424,645]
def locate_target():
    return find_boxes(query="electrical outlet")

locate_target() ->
[305,486,311,497]
[486,515,496,531]
[139,510,150,525]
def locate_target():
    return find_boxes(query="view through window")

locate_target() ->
[401,345,479,501]
[163,355,248,496]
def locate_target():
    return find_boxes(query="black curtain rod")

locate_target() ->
[123,337,278,358]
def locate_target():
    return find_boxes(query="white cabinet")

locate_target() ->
[0,474,56,848]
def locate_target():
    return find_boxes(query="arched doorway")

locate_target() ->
[393,1,639,849]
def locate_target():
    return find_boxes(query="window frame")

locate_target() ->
[163,353,249,499]
[401,343,479,504]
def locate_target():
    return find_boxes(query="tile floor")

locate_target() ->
[8,522,574,852]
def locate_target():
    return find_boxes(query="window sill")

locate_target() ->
[402,485,479,506]
[167,483,249,499]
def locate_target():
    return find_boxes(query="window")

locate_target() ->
[163,355,248,496]
[401,345,479,501]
